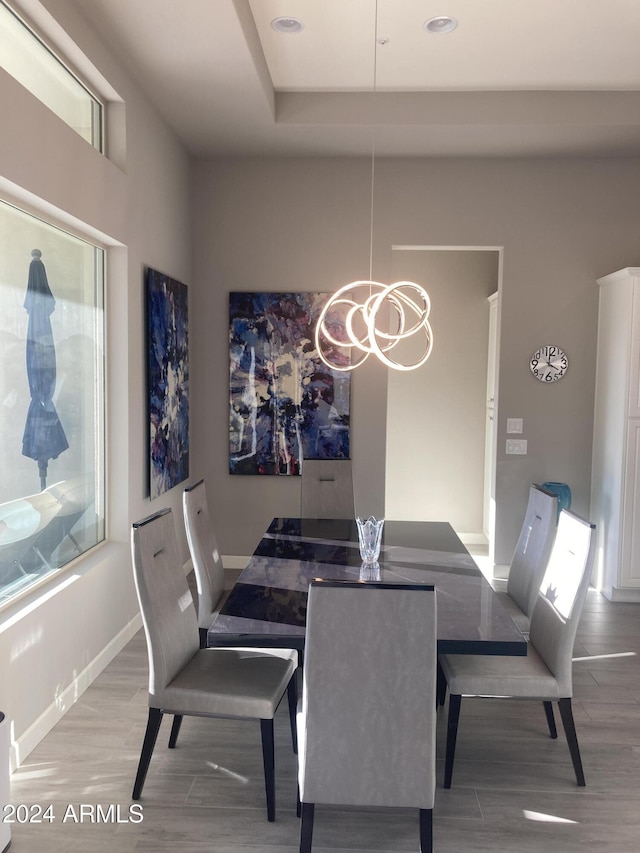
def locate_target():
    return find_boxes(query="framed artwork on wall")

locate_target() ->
[147,267,189,498]
[229,291,351,475]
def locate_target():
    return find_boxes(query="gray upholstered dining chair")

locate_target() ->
[130,508,298,821]
[300,459,355,519]
[496,483,558,634]
[439,509,596,789]
[183,478,229,648]
[297,580,437,853]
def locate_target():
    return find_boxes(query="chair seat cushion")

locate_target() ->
[154,647,296,718]
[439,644,561,700]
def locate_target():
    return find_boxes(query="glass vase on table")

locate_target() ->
[356,516,384,566]
[359,561,381,582]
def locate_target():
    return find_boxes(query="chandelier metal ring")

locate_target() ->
[315,280,434,372]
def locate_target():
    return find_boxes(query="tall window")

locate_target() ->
[0,0,102,149]
[0,200,105,605]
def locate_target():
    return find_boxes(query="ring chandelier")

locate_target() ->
[313,0,434,373]
[315,279,434,372]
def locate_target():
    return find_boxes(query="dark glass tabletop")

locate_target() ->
[207,518,526,655]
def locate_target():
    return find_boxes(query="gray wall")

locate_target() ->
[1,0,191,765]
[191,156,640,564]
[386,249,498,534]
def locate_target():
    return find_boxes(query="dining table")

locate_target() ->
[206,517,526,656]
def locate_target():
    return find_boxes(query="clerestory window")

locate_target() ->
[0,0,103,149]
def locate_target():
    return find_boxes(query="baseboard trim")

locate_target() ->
[457,532,489,547]
[9,612,142,772]
[492,563,510,580]
[604,586,640,603]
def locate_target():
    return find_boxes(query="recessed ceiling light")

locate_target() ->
[271,16,304,34]
[424,16,458,34]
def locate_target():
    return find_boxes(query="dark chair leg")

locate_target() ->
[287,676,298,754]
[296,784,302,818]
[558,697,585,786]
[419,808,433,853]
[444,694,462,789]
[168,714,183,748]
[132,707,163,799]
[198,627,207,649]
[260,718,276,821]
[436,661,447,707]
[543,701,557,738]
[299,802,315,853]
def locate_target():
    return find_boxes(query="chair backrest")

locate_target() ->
[131,508,199,696]
[300,459,354,519]
[529,509,596,696]
[507,484,558,617]
[299,580,437,809]
[183,479,225,629]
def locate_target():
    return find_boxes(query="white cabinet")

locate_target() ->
[591,268,640,600]
[621,420,640,587]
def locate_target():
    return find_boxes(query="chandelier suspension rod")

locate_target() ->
[369,0,378,282]
[314,0,434,373]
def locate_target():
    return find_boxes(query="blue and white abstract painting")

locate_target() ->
[147,268,189,498]
[229,292,350,475]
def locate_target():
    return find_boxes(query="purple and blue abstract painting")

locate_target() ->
[229,292,350,475]
[147,268,189,498]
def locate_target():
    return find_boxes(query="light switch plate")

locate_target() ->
[506,439,528,455]
[507,418,523,434]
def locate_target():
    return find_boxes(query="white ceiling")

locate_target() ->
[71,0,640,158]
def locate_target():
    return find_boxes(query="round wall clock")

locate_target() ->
[530,345,568,382]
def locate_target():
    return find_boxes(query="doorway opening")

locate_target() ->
[384,245,502,554]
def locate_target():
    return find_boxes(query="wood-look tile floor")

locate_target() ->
[8,579,640,851]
